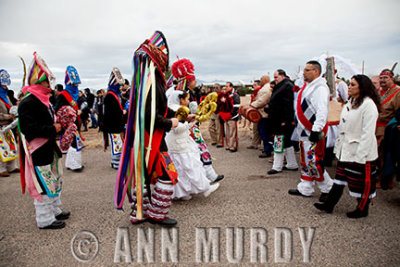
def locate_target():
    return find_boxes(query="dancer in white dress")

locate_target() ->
[166,91,219,200]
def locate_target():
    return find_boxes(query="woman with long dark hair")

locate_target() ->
[314,74,380,218]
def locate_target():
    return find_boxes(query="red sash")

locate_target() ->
[381,85,400,105]
[59,91,81,127]
[296,84,327,160]
[0,98,10,111]
[377,85,400,127]
[296,83,328,134]
[143,106,177,184]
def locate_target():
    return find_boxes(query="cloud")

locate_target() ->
[1,0,399,91]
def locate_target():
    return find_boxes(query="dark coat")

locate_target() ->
[267,78,295,136]
[145,74,176,152]
[54,92,73,113]
[18,94,62,166]
[85,92,95,110]
[230,90,241,121]
[103,92,124,134]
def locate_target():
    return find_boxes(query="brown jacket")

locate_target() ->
[250,84,272,118]
[0,97,13,126]
[376,85,400,137]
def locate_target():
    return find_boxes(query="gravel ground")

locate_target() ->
[1,126,399,267]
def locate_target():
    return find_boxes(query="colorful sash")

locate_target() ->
[151,152,178,185]
[190,124,212,165]
[34,154,63,197]
[110,133,123,156]
[75,131,85,151]
[19,135,46,201]
[0,127,18,162]
[273,135,284,153]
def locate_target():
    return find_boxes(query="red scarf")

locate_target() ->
[251,86,262,103]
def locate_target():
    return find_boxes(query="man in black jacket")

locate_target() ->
[267,69,298,174]
[84,88,97,128]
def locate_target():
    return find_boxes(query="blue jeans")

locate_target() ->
[258,118,273,154]
[90,113,98,127]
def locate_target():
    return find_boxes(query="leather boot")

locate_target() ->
[314,184,344,213]
[346,198,370,218]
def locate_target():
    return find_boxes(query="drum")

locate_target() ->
[239,104,261,123]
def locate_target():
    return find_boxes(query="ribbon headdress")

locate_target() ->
[27,52,55,87]
[114,31,169,219]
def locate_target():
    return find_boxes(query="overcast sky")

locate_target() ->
[1,0,399,92]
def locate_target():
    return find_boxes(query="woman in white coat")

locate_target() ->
[314,75,381,218]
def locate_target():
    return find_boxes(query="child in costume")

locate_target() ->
[166,90,220,200]
[170,58,224,183]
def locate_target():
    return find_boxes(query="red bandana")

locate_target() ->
[379,70,394,78]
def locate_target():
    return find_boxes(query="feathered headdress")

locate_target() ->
[171,58,196,90]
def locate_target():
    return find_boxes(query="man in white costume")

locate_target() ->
[288,60,333,201]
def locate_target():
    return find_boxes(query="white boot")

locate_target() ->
[284,146,298,170]
[203,183,220,197]
[271,151,284,172]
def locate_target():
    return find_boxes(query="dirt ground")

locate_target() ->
[1,121,399,267]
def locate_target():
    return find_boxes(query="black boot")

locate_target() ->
[314,184,344,213]
[346,198,370,218]
[323,147,334,167]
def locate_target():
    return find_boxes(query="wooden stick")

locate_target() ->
[18,56,26,88]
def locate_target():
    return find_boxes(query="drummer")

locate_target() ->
[250,75,273,158]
